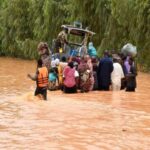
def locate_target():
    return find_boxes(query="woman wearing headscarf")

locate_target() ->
[78,56,94,92]
[88,42,97,57]
[63,62,79,93]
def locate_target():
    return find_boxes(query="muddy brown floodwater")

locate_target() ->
[0,57,150,150]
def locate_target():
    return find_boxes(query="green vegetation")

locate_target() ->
[0,0,150,70]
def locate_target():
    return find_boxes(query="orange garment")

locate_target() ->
[37,67,48,87]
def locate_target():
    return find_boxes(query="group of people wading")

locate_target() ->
[28,42,137,100]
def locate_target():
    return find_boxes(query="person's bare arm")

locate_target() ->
[27,71,38,81]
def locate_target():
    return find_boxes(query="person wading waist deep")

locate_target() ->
[28,59,48,100]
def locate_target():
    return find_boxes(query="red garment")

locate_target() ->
[63,66,76,88]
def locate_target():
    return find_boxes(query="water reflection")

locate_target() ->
[0,57,150,149]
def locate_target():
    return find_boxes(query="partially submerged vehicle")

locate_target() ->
[52,23,96,58]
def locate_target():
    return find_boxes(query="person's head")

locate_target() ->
[121,55,127,62]
[37,59,43,67]
[55,58,60,66]
[113,57,118,63]
[84,55,90,62]
[73,62,78,70]
[68,61,74,68]
[37,42,50,55]
[104,50,109,57]
[72,56,76,62]
[91,57,98,64]
[112,54,119,62]
[81,56,87,63]
[49,68,54,73]
[61,56,66,62]
[129,57,134,66]
[51,60,56,68]
[88,42,93,47]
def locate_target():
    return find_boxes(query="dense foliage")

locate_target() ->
[0,0,150,70]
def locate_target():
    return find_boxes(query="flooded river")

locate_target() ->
[0,57,150,150]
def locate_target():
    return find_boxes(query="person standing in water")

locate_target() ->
[126,57,137,92]
[97,51,113,91]
[28,59,48,100]
[111,56,124,91]
[63,61,79,93]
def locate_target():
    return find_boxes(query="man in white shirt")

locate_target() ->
[111,57,124,91]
